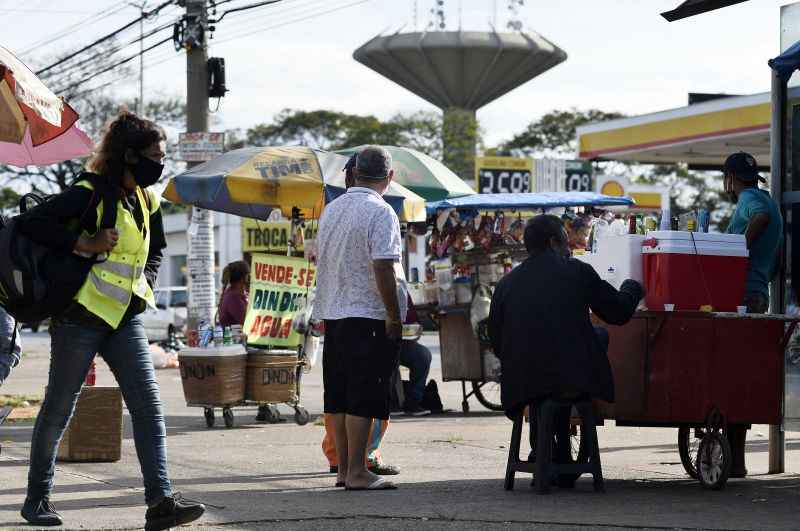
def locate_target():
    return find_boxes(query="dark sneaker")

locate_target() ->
[404,405,431,417]
[368,462,400,475]
[21,497,63,526]
[145,493,205,531]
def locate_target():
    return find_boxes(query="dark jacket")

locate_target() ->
[488,251,643,417]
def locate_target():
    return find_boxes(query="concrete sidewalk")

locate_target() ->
[1,332,799,530]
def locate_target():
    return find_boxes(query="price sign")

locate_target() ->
[564,160,593,192]
[475,157,532,194]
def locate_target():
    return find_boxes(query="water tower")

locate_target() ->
[353,27,567,182]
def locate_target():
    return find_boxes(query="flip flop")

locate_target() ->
[345,477,398,491]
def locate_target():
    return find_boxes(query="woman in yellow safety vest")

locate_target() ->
[16,112,205,531]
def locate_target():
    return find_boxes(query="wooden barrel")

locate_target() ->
[246,352,299,404]
[178,346,247,406]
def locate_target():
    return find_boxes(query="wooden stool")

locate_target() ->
[504,398,604,494]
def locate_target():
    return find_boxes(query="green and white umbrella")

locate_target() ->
[337,145,475,202]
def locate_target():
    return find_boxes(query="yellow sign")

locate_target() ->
[244,254,316,348]
[241,219,317,253]
[475,156,533,194]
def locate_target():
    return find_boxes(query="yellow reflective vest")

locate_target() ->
[74,181,159,329]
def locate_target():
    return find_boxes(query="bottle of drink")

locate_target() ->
[671,217,679,231]
[628,215,637,234]
[223,326,232,346]
[213,323,224,347]
[85,358,96,386]
[660,207,672,231]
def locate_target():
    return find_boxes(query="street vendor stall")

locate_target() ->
[597,311,799,490]
[423,192,635,413]
[163,145,426,427]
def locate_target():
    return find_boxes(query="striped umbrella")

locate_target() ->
[163,145,426,222]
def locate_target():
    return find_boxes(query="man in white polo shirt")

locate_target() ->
[314,146,406,491]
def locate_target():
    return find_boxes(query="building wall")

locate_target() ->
[158,211,243,288]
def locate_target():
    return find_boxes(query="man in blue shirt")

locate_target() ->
[723,152,783,478]
[724,152,782,313]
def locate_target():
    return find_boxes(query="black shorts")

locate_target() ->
[322,317,400,420]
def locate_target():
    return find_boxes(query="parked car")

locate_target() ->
[141,287,188,343]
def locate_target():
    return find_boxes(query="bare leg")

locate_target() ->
[345,414,383,488]
[331,413,348,484]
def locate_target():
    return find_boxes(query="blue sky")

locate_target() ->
[1,0,794,147]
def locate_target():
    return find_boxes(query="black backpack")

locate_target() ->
[0,173,118,323]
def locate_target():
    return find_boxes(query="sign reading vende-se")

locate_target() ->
[244,254,316,347]
[178,132,225,162]
[476,156,533,194]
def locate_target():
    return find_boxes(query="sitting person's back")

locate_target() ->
[489,215,643,417]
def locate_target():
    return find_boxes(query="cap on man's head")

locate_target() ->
[724,152,766,184]
[356,145,392,180]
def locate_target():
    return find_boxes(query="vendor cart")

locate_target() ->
[425,192,635,413]
[596,310,799,490]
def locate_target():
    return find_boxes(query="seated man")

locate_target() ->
[489,215,643,440]
[399,294,432,416]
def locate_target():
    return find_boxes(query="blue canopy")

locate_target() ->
[426,192,635,214]
[769,39,800,82]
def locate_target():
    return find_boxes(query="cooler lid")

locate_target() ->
[645,230,745,245]
[179,345,247,357]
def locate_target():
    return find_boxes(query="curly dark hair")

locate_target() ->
[87,111,165,185]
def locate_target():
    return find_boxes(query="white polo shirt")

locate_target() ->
[313,187,407,321]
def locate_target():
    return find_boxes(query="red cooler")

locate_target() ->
[642,231,749,312]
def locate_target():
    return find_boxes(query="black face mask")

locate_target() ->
[131,156,164,188]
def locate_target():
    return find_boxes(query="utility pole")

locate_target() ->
[184,0,216,333]
[129,1,149,115]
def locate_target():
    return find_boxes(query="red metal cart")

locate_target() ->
[596,311,799,489]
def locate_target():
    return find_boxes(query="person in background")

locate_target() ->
[218,261,250,329]
[565,215,591,252]
[320,153,400,477]
[313,146,405,491]
[489,215,643,486]
[15,112,205,529]
[399,293,432,416]
[722,151,783,478]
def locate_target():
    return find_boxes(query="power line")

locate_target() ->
[53,36,173,96]
[19,1,130,57]
[214,0,373,45]
[41,17,178,81]
[35,0,176,75]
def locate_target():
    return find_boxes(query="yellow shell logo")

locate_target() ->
[601,181,625,197]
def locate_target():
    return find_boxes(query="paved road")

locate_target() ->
[1,331,799,530]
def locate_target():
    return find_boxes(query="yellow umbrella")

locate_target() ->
[163,145,425,222]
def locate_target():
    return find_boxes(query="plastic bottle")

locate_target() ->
[592,219,609,253]
[609,217,627,236]
[660,207,672,231]
[223,326,232,346]
[213,323,224,347]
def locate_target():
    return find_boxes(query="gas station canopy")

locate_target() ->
[574,89,800,168]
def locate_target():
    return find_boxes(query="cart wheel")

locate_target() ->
[461,400,470,413]
[678,426,705,479]
[471,381,503,411]
[294,407,310,426]
[204,408,215,428]
[697,431,731,490]
[223,407,235,429]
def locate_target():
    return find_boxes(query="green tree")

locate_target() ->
[499,108,625,156]
[0,187,20,214]
[242,109,445,157]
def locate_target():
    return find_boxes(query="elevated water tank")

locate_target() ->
[354,29,567,181]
